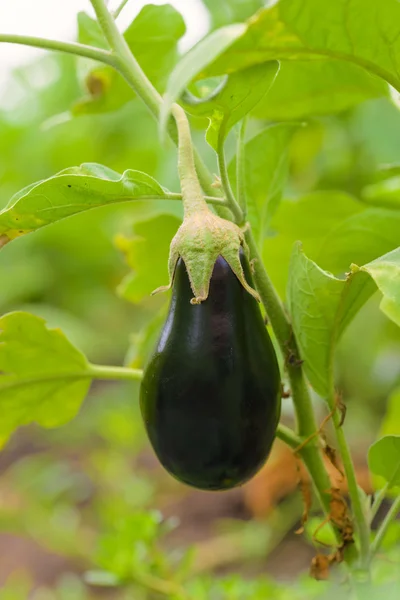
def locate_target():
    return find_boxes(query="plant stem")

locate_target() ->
[217,139,244,224]
[113,0,131,19]
[276,424,302,449]
[171,104,209,217]
[90,0,163,117]
[88,363,143,381]
[370,495,400,557]
[330,404,370,567]
[236,117,248,215]
[370,484,388,522]
[0,34,115,65]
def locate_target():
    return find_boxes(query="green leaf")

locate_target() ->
[379,387,400,437]
[201,62,279,150]
[228,124,302,245]
[116,214,181,303]
[316,208,400,275]
[264,193,400,297]
[368,436,400,488]
[253,60,387,120]
[287,244,400,396]
[0,163,169,245]
[77,11,107,49]
[202,0,264,28]
[362,176,400,209]
[0,312,92,446]
[204,0,399,92]
[75,5,186,114]
[160,23,247,134]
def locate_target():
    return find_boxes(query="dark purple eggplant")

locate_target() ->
[140,249,281,490]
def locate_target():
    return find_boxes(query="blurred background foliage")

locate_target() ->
[0,0,400,598]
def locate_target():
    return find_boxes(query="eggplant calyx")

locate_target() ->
[152,211,260,304]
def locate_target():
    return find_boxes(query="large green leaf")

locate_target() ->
[254,61,387,120]
[116,214,181,303]
[228,123,301,246]
[160,23,247,134]
[203,0,399,92]
[287,244,400,396]
[0,312,92,446]
[368,436,400,488]
[0,163,170,246]
[264,194,400,297]
[75,5,186,114]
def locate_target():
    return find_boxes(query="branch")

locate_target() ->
[0,34,115,66]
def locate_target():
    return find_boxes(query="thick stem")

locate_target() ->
[171,104,209,217]
[370,495,400,557]
[0,33,115,65]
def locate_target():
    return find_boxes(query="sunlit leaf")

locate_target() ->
[0,312,92,446]
[368,436,400,488]
[0,163,170,245]
[204,0,399,93]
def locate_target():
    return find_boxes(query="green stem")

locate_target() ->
[217,139,244,224]
[370,495,400,557]
[171,104,209,217]
[236,117,248,215]
[370,485,388,522]
[330,404,370,567]
[113,0,131,19]
[276,424,302,449]
[88,364,142,381]
[0,33,115,65]
[90,0,163,116]
[245,235,337,539]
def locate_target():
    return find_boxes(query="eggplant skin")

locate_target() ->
[140,251,281,491]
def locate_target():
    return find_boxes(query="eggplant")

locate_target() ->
[140,250,281,491]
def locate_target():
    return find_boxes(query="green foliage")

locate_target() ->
[160,23,246,132]
[75,5,186,114]
[205,0,400,93]
[116,214,181,303]
[0,0,400,596]
[202,62,279,150]
[368,435,400,487]
[287,245,400,395]
[0,163,170,245]
[0,312,91,445]
[253,61,388,120]
[229,123,301,245]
